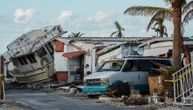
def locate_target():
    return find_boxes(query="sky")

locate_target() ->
[0,0,193,54]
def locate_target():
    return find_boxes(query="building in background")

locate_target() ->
[54,37,150,83]
[139,37,193,64]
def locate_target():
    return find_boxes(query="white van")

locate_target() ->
[83,56,171,95]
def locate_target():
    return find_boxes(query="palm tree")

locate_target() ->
[148,17,168,37]
[124,0,193,67]
[68,32,84,38]
[110,21,125,38]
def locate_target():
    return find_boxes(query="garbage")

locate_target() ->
[108,81,130,97]
[124,97,149,105]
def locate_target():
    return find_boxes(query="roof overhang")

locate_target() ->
[62,51,85,59]
[143,47,172,56]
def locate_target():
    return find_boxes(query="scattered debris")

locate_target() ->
[108,81,130,97]
[124,96,149,105]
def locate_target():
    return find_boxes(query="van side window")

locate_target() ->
[122,61,132,72]
[136,60,153,71]
[98,60,124,72]
[112,62,123,71]
[131,62,138,71]
[101,62,111,71]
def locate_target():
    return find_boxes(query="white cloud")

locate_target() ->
[14,8,36,24]
[86,10,117,23]
[57,11,74,24]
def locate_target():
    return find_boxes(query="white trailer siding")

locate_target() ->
[54,52,67,72]
[98,47,122,65]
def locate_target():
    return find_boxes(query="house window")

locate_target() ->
[12,58,19,65]
[27,54,37,63]
[46,42,54,55]
[37,47,47,58]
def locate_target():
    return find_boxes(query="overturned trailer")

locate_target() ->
[3,25,66,83]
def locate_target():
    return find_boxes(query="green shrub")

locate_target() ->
[161,67,180,97]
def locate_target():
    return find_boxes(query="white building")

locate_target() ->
[54,38,104,82]
[97,42,143,65]
[54,37,150,83]
[139,37,193,57]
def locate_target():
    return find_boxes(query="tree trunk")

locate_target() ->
[172,1,184,67]
[160,26,164,37]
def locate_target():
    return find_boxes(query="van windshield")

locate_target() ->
[98,60,124,72]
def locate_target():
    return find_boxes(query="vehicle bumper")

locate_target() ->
[82,85,109,95]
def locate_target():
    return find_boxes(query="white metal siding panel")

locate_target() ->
[54,52,66,71]
[98,47,122,64]
[150,41,172,48]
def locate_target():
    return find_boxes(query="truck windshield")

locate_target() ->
[98,60,124,72]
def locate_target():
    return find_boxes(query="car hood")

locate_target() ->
[84,71,117,80]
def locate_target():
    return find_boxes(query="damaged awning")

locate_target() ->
[62,51,84,59]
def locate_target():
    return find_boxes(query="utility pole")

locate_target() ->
[0,55,5,102]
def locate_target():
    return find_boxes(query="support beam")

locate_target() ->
[0,55,5,102]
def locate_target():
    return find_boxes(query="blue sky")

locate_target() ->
[0,0,193,53]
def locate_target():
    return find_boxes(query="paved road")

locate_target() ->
[6,89,130,110]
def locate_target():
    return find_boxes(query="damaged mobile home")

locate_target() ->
[3,25,66,83]
[139,37,193,59]
[54,37,150,83]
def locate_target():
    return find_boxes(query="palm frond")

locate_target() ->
[69,32,84,38]
[114,21,121,30]
[147,15,159,31]
[114,21,125,31]
[146,9,171,31]
[117,32,124,38]
[77,32,84,37]
[164,25,167,33]
[183,9,193,24]
[153,22,160,28]
[182,1,193,14]
[124,6,169,16]
[146,12,164,31]
[164,32,168,37]
[110,31,118,37]
[152,27,160,32]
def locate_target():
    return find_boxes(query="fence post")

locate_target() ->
[0,55,5,102]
